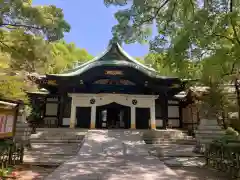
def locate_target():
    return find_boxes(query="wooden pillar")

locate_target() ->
[90,105,96,129]
[70,101,76,128]
[179,101,183,128]
[162,95,168,129]
[58,95,65,127]
[150,103,156,129]
[130,106,136,129]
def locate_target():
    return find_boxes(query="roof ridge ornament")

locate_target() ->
[108,36,122,47]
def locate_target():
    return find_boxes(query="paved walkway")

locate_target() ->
[45,130,179,180]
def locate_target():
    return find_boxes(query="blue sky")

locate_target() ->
[32,0,149,57]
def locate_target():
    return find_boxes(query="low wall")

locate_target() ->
[142,129,185,140]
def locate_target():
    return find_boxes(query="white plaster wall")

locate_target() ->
[168,106,179,118]
[62,118,70,125]
[156,119,163,127]
[46,97,58,102]
[69,93,158,108]
[168,100,179,104]
[168,119,180,127]
[68,93,158,129]
[43,117,58,125]
[45,103,58,116]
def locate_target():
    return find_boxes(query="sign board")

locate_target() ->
[0,110,16,139]
[104,70,123,76]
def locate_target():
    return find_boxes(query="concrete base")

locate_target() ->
[142,129,185,140]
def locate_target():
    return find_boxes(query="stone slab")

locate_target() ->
[163,157,205,167]
[25,143,80,155]
[45,130,180,180]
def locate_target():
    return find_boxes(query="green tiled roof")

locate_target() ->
[48,42,176,79]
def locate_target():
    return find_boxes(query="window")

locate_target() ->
[168,106,179,118]
[93,79,135,85]
[45,103,58,116]
[155,103,162,118]
[63,98,72,118]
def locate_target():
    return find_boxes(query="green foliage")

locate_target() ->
[48,40,93,73]
[0,167,13,178]
[0,1,92,101]
[106,0,240,119]
[0,0,70,41]
[0,0,71,73]
[105,0,240,76]
[0,75,28,102]
[225,127,239,137]
[230,118,240,132]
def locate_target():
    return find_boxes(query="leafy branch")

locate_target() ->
[135,0,170,26]
[0,23,43,30]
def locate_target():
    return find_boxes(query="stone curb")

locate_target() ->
[44,134,86,179]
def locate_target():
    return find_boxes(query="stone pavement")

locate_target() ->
[45,130,179,180]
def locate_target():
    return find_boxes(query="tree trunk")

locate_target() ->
[234,78,240,120]
[230,0,233,12]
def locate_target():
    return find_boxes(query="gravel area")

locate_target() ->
[170,166,230,180]
[7,164,58,180]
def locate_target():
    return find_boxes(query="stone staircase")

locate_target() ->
[23,128,87,166]
[194,119,225,153]
[143,129,205,167]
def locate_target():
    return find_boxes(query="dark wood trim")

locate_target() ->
[168,117,180,119]
[12,104,19,137]
[60,125,70,128]
[179,105,183,128]
[182,122,198,125]
[44,115,58,118]
[168,104,179,106]
[43,97,47,119]
[162,95,168,129]
[58,95,65,126]
[56,96,60,127]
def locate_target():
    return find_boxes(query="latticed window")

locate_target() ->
[63,97,72,118]
[93,79,135,85]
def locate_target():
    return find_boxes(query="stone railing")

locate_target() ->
[205,139,240,179]
[14,121,31,144]
[0,141,24,168]
[194,119,225,153]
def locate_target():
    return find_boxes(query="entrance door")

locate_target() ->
[76,107,91,128]
[136,108,150,129]
[96,102,130,129]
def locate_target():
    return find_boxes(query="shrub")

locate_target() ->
[230,117,240,132]
[225,127,239,137]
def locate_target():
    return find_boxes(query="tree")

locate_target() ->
[0,0,70,73]
[105,0,240,120]
[0,39,93,101]
[0,0,70,42]
[48,40,93,74]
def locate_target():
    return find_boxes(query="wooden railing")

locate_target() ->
[0,141,24,168]
[205,139,240,179]
[29,118,58,130]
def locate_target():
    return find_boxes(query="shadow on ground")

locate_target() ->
[171,166,230,180]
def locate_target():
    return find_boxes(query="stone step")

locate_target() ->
[30,139,82,143]
[144,139,197,145]
[23,154,74,166]
[149,144,203,157]
[25,143,80,155]
[195,134,224,139]
[143,136,195,140]
[195,130,225,134]
[35,128,88,133]
[162,157,205,167]
[30,136,84,140]
[197,126,223,130]
[24,151,78,156]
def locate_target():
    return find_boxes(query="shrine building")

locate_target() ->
[28,42,187,129]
